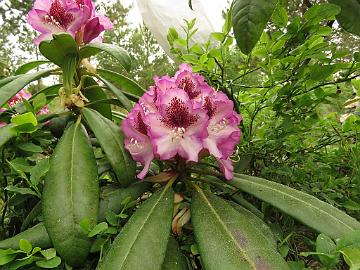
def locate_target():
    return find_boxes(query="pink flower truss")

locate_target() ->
[27,0,112,45]
[0,90,49,127]
[122,64,242,180]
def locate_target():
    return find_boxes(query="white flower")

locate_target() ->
[135,0,229,57]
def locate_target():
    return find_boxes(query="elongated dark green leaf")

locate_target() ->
[82,108,136,187]
[229,174,360,239]
[162,236,189,270]
[328,0,360,36]
[43,121,98,267]
[227,201,276,247]
[0,125,17,148]
[97,69,145,98]
[97,186,174,270]
[15,61,50,75]
[83,77,112,119]
[39,33,79,67]
[232,0,278,54]
[97,76,133,111]
[0,69,52,107]
[192,189,288,270]
[0,223,51,250]
[99,182,150,222]
[0,75,21,88]
[80,43,131,72]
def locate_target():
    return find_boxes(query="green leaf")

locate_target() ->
[17,143,43,153]
[40,248,56,260]
[316,234,338,267]
[5,257,34,269]
[162,236,189,270]
[99,182,150,222]
[328,0,360,36]
[232,0,278,54]
[83,77,112,119]
[79,43,131,72]
[5,186,38,197]
[304,3,340,24]
[227,201,276,247]
[30,158,50,186]
[19,239,32,254]
[42,120,99,267]
[97,186,174,270]
[11,112,37,126]
[97,76,133,111]
[191,189,288,270]
[15,60,50,75]
[0,253,16,266]
[229,174,360,239]
[39,33,79,67]
[341,248,360,270]
[36,256,62,268]
[82,108,136,187]
[0,69,52,107]
[32,93,47,113]
[0,125,17,148]
[0,223,51,250]
[97,69,145,98]
[272,4,288,27]
[88,222,108,237]
[337,230,360,250]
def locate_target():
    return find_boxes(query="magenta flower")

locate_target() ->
[0,108,6,128]
[122,64,242,180]
[27,0,112,45]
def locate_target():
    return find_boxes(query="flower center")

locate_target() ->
[203,96,216,118]
[45,0,74,29]
[162,97,198,129]
[178,77,200,99]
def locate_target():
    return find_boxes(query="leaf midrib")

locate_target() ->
[235,174,357,231]
[198,189,257,269]
[117,186,170,269]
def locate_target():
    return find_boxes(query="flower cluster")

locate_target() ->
[27,0,112,45]
[122,64,241,180]
[0,90,49,127]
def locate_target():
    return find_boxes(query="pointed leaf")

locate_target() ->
[328,0,360,37]
[39,33,79,67]
[162,236,189,270]
[0,223,51,250]
[191,189,288,270]
[43,121,99,267]
[15,60,50,75]
[0,69,52,107]
[229,174,360,239]
[97,69,145,98]
[232,0,278,54]
[82,108,136,187]
[97,76,133,111]
[80,43,131,72]
[97,186,174,270]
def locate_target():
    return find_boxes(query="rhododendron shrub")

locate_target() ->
[123,64,241,179]
[1,1,359,269]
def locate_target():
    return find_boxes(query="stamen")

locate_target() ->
[209,118,228,133]
[128,138,144,152]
